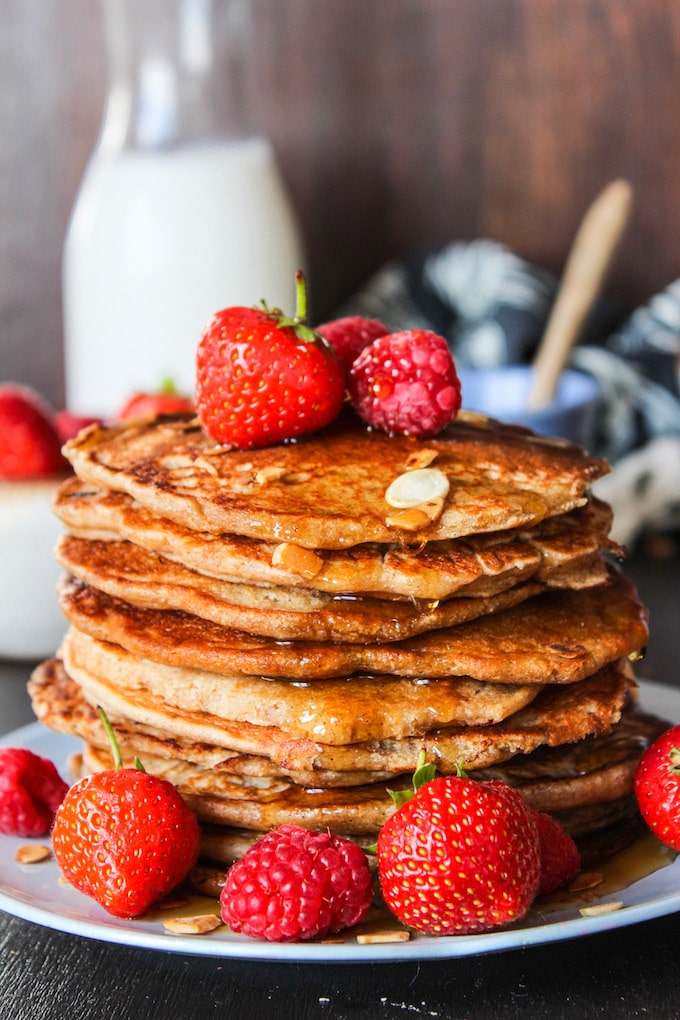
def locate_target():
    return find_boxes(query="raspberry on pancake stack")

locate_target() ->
[30,406,663,876]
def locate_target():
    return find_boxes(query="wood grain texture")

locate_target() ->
[3,903,680,1019]
[1,0,679,408]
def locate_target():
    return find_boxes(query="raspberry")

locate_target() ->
[534,811,581,895]
[220,824,374,942]
[348,329,461,438]
[0,747,69,837]
[316,316,388,375]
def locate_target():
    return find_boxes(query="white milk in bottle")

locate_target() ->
[63,0,304,417]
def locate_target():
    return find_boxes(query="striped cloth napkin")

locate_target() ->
[335,239,680,547]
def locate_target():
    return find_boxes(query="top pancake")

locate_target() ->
[63,411,609,550]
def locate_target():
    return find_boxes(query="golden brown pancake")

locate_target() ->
[56,566,648,683]
[62,412,609,550]
[60,627,542,744]
[56,534,609,643]
[30,656,634,776]
[71,705,661,838]
[54,478,618,601]
[29,659,397,786]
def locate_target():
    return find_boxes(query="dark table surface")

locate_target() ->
[1,540,679,1020]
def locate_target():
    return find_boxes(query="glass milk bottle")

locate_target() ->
[63,0,304,417]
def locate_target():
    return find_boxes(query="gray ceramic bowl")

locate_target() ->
[456,366,601,449]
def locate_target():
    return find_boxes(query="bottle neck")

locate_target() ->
[98,0,251,153]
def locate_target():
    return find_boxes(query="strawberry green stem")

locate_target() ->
[97,706,145,772]
[294,270,308,323]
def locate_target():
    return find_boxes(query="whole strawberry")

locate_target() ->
[348,329,461,438]
[220,824,374,942]
[533,811,581,895]
[634,724,680,851]
[0,747,69,837]
[117,379,194,421]
[0,385,67,479]
[316,315,388,375]
[196,272,345,450]
[377,763,540,935]
[52,711,200,918]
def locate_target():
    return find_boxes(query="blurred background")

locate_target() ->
[2,0,680,412]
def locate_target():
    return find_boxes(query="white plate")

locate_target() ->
[1,680,679,962]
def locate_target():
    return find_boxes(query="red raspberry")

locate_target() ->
[534,811,581,895]
[316,316,388,375]
[220,824,374,942]
[0,747,69,837]
[348,329,461,438]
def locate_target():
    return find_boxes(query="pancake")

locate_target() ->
[54,478,618,601]
[56,566,648,683]
[55,534,610,643]
[29,659,396,787]
[71,704,661,837]
[34,656,660,806]
[60,628,542,744]
[31,656,635,775]
[62,411,609,550]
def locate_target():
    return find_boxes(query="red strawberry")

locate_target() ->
[634,724,680,851]
[0,385,67,479]
[220,824,373,942]
[51,710,200,918]
[377,763,540,935]
[0,747,69,837]
[316,315,388,375]
[117,380,194,421]
[533,811,581,895]
[195,272,345,450]
[348,329,461,438]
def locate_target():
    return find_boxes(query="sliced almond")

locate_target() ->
[162,914,223,935]
[193,456,219,476]
[568,871,603,892]
[356,930,411,944]
[15,844,51,864]
[404,448,438,470]
[255,465,288,485]
[385,467,450,509]
[272,542,324,578]
[385,507,432,532]
[579,901,624,917]
[419,495,445,523]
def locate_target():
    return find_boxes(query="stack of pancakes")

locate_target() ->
[30,410,662,872]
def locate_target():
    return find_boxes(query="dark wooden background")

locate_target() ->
[2,0,680,410]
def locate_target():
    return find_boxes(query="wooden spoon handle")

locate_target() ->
[528,178,634,409]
